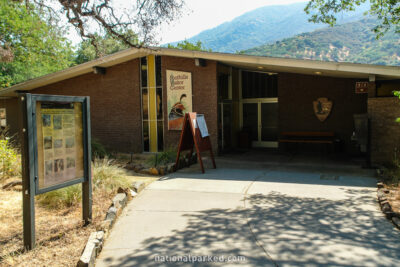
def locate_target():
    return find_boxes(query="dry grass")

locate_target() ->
[0,171,157,267]
[387,185,400,214]
[0,188,111,267]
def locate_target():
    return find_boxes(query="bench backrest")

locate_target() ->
[281,132,335,137]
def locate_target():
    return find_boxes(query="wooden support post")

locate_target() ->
[19,93,36,250]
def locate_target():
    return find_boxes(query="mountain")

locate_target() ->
[242,18,400,66]
[181,2,369,53]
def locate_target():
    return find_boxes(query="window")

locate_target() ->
[242,71,277,99]
[140,56,163,152]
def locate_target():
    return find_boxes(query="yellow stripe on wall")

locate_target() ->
[147,55,158,152]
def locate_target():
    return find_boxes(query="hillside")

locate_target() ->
[181,2,368,53]
[242,19,400,66]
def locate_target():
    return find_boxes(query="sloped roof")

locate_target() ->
[1,47,400,97]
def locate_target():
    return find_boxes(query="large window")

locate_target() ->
[242,71,277,99]
[140,56,163,152]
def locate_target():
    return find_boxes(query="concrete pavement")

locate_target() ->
[96,156,400,266]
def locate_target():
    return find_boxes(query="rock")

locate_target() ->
[105,206,117,223]
[377,190,386,199]
[133,164,144,173]
[377,182,384,189]
[393,217,400,229]
[77,231,104,267]
[139,168,151,175]
[130,189,137,197]
[378,197,388,203]
[383,189,390,194]
[381,202,392,213]
[112,193,127,212]
[132,181,145,193]
[149,167,159,175]
[158,166,165,176]
[384,211,396,219]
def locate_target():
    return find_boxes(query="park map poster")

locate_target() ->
[167,70,192,130]
[36,102,84,190]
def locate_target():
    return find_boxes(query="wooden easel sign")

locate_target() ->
[175,112,216,173]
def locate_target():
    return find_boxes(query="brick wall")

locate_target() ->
[278,73,367,151]
[0,97,20,141]
[161,56,218,154]
[32,59,142,152]
[368,97,400,165]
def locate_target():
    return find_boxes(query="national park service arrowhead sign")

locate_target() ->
[313,97,333,122]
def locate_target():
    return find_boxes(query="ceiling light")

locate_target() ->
[315,71,322,75]
[257,66,263,69]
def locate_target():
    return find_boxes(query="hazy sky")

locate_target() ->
[67,0,307,46]
[159,0,306,44]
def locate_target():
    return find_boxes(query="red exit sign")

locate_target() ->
[355,82,369,94]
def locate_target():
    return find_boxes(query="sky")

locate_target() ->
[67,0,306,46]
[158,0,306,44]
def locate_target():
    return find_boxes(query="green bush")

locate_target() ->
[0,138,21,181]
[36,184,81,209]
[91,139,109,158]
[146,147,177,167]
[37,157,130,208]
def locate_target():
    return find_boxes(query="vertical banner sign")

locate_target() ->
[167,70,192,130]
[19,93,92,250]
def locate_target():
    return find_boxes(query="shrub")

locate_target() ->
[0,138,21,181]
[91,139,109,158]
[146,147,177,167]
[92,158,130,193]
[38,157,130,208]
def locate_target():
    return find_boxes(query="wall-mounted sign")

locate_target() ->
[19,93,92,250]
[166,70,192,130]
[313,97,333,122]
[0,108,6,127]
[355,82,369,94]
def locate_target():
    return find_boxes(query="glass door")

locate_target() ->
[242,98,278,148]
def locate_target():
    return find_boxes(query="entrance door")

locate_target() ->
[242,98,278,148]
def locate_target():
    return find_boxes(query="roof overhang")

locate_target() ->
[1,47,400,97]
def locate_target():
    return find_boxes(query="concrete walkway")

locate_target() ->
[96,156,400,266]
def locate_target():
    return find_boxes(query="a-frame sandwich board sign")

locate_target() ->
[174,112,216,173]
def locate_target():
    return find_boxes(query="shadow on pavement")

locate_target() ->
[101,189,400,266]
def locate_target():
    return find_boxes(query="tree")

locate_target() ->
[22,0,185,55]
[0,0,74,87]
[167,40,211,51]
[75,31,138,64]
[305,0,400,37]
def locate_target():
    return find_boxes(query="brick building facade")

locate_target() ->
[0,48,399,165]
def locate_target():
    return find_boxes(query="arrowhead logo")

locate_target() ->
[313,97,333,122]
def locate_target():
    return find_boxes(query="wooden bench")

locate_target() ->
[279,131,335,152]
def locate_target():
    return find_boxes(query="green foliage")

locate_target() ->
[0,138,20,181]
[36,184,81,209]
[92,139,109,159]
[146,147,177,167]
[167,40,211,52]
[75,31,138,64]
[242,18,400,66]
[305,0,400,38]
[38,158,129,208]
[0,0,74,87]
